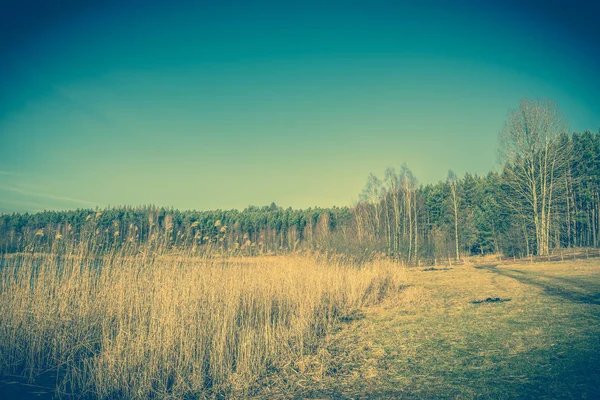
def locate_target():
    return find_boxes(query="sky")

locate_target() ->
[1,0,599,213]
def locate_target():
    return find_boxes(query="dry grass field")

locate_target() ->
[0,252,599,399]
[0,252,402,399]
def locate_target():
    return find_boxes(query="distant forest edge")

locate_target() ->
[1,100,599,260]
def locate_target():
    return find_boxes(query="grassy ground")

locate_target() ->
[257,257,600,399]
[1,255,598,399]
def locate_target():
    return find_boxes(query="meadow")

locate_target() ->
[265,256,600,399]
[0,249,599,399]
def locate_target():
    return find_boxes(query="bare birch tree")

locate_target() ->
[360,173,383,240]
[447,170,460,261]
[385,167,401,256]
[400,164,418,263]
[499,98,568,256]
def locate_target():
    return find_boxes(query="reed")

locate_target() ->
[0,248,403,398]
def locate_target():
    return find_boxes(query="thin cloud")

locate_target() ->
[0,171,22,176]
[0,185,99,207]
[0,198,56,210]
[51,84,115,125]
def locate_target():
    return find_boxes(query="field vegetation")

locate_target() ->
[0,243,403,399]
[1,246,598,399]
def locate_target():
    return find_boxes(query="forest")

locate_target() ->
[1,100,599,261]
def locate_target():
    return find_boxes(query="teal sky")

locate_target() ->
[1,1,599,213]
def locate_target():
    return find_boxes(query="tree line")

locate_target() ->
[1,99,598,261]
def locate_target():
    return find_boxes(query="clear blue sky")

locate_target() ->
[1,0,599,213]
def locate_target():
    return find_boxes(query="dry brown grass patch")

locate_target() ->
[0,251,405,399]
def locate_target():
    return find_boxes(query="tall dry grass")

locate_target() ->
[0,249,403,398]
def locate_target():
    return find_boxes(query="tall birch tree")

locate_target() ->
[447,170,460,260]
[499,98,568,256]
